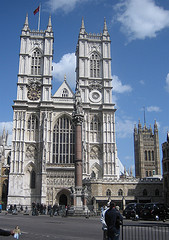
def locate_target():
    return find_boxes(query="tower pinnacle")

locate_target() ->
[22,13,29,31]
[80,17,85,34]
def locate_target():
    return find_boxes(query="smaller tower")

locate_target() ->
[134,120,161,178]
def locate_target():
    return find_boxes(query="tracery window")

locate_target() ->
[28,115,38,131]
[90,115,101,142]
[90,53,100,78]
[62,88,69,97]
[31,50,41,75]
[106,189,111,197]
[118,189,123,196]
[53,116,75,164]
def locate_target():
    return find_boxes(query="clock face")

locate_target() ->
[89,90,102,103]
[27,89,41,101]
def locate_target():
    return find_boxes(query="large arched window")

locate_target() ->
[53,116,75,164]
[90,52,101,78]
[31,50,41,75]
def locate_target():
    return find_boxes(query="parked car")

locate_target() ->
[140,203,166,221]
[123,203,145,219]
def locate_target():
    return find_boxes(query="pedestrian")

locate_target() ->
[13,225,21,239]
[0,228,14,236]
[105,201,123,240]
[100,202,110,240]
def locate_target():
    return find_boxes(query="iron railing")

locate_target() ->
[121,223,169,240]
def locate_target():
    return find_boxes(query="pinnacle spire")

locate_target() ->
[80,17,85,34]
[104,17,107,31]
[46,15,53,32]
[22,13,29,31]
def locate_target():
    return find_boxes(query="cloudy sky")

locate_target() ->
[1,0,169,174]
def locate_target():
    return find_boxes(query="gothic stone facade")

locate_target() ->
[7,16,163,210]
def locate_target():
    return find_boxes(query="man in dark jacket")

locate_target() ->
[0,228,14,236]
[105,201,123,240]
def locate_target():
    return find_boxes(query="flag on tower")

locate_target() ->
[33,6,40,15]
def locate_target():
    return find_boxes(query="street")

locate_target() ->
[0,213,169,240]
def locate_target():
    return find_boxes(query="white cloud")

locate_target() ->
[165,73,169,92]
[147,106,161,112]
[46,0,87,13]
[52,53,76,88]
[0,122,13,145]
[139,80,145,85]
[112,75,132,93]
[116,117,136,138]
[114,0,169,41]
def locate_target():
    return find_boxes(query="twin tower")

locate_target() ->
[7,15,119,211]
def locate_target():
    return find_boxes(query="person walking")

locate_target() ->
[105,201,123,240]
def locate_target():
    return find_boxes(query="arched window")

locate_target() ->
[31,50,41,75]
[148,151,151,161]
[62,88,69,98]
[30,170,36,189]
[7,152,11,165]
[106,189,111,197]
[118,189,123,196]
[90,115,101,132]
[53,116,75,164]
[155,189,159,196]
[143,189,147,196]
[90,53,101,78]
[28,115,38,131]
[145,150,147,161]
[152,151,154,161]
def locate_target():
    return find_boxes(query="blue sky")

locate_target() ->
[1,0,169,175]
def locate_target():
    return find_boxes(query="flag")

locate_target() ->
[33,6,39,15]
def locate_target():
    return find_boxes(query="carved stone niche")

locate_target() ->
[25,144,37,159]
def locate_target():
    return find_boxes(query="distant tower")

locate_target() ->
[134,120,161,178]
[162,132,169,205]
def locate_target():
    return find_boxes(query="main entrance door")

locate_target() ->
[59,194,67,206]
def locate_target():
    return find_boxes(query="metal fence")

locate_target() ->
[121,223,169,240]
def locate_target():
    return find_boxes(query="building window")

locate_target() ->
[31,50,41,75]
[30,170,36,189]
[143,189,147,196]
[90,53,100,78]
[118,189,123,196]
[62,88,69,97]
[155,189,159,196]
[146,171,148,177]
[106,189,111,197]
[148,151,151,161]
[149,171,152,176]
[145,151,147,161]
[152,151,154,161]
[90,115,101,132]
[28,115,38,131]
[53,116,75,164]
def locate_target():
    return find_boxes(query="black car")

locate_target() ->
[141,203,166,221]
[123,203,145,219]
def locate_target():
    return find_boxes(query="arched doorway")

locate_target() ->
[59,194,67,206]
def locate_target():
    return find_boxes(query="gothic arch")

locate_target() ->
[90,162,102,179]
[29,47,43,57]
[56,188,71,206]
[24,162,37,189]
[52,112,73,129]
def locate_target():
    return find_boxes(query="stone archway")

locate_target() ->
[56,189,71,206]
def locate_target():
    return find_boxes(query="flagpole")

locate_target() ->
[38,3,41,31]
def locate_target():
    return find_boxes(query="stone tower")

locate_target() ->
[162,133,169,205]
[8,15,54,206]
[76,18,119,180]
[134,120,161,178]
